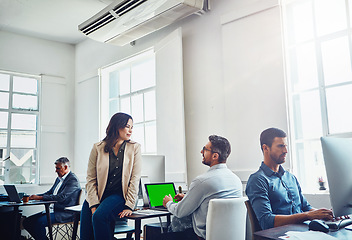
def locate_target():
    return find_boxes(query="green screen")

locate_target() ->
[146,183,176,207]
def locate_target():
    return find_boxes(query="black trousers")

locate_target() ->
[144,222,198,240]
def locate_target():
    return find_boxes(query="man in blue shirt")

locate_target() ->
[246,128,333,230]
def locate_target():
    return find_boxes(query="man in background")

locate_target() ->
[246,128,333,230]
[23,157,81,240]
[163,135,243,240]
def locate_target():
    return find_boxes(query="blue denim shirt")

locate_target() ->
[245,162,312,230]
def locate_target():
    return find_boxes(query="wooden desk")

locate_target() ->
[126,210,171,240]
[0,200,56,240]
[254,223,352,240]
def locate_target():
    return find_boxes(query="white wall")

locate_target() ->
[222,0,289,180]
[0,31,76,184]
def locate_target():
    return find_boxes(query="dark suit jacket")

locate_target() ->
[39,171,81,223]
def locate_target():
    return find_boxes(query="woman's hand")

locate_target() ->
[118,209,133,218]
[91,207,97,215]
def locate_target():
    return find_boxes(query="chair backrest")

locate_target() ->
[74,189,83,205]
[245,200,262,238]
[206,197,247,240]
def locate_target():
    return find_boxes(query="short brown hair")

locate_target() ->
[260,128,287,152]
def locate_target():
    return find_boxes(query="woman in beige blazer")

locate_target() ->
[80,112,141,240]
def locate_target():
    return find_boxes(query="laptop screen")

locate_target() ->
[4,185,22,203]
[144,182,177,208]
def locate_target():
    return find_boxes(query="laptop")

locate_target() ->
[144,182,177,210]
[4,185,22,203]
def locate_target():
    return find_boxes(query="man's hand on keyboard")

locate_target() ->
[307,208,334,221]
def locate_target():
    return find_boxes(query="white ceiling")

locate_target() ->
[0,0,114,44]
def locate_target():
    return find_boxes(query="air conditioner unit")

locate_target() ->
[78,0,208,46]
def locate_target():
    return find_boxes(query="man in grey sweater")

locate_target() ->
[163,135,243,240]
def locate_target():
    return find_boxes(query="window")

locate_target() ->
[0,71,40,184]
[100,50,157,154]
[283,0,352,191]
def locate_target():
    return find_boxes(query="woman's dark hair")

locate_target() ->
[103,112,133,153]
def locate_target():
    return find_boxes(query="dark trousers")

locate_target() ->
[23,212,57,240]
[144,222,198,240]
[80,194,125,240]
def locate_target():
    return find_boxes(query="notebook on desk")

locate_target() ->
[144,182,177,211]
[3,185,22,203]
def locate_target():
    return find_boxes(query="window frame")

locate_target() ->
[0,70,41,184]
[99,49,157,154]
[283,0,352,192]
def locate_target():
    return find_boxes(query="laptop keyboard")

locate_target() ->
[134,209,168,215]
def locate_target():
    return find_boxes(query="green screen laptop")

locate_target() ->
[144,182,177,210]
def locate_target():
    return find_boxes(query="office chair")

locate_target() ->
[113,217,134,240]
[245,200,262,240]
[47,189,82,240]
[206,197,247,240]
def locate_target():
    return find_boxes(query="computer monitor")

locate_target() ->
[138,155,165,207]
[141,155,165,183]
[321,137,352,217]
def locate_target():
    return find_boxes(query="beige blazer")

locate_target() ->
[85,141,141,209]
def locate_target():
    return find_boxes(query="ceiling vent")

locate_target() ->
[78,0,208,46]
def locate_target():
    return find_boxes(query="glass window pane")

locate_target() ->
[0,73,10,91]
[0,148,6,160]
[292,91,323,139]
[350,0,352,26]
[8,166,32,184]
[0,92,9,109]
[131,59,155,92]
[131,94,144,123]
[8,149,36,183]
[315,0,347,37]
[10,149,34,166]
[119,68,131,95]
[326,84,352,134]
[0,112,8,128]
[11,131,36,148]
[289,1,314,43]
[145,122,157,153]
[0,131,7,148]
[11,114,37,130]
[321,37,352,85]
[144,91,156,121]
[132,124,145,152]
[294,141,325,191]
[120,97,131,115]
[290,43,319,91]
[109,99,119,118]
[109,71,119,98]
[12,94,38,110]
[13,76,38,94]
